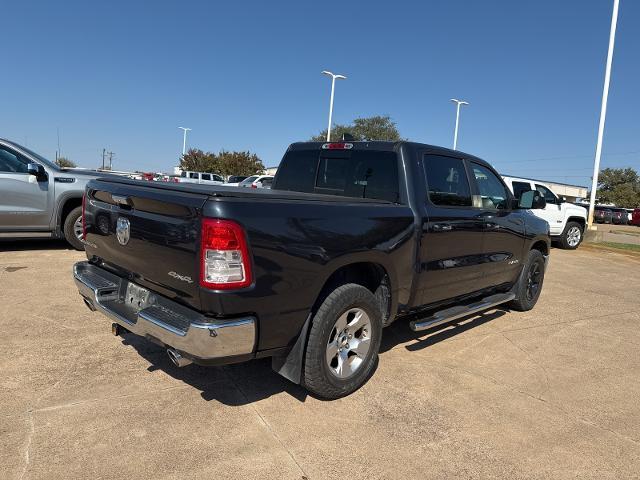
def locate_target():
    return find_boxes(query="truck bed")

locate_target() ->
[94,176,394,204]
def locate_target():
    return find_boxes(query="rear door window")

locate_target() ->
[201,173,211,181]
[535,184,557,204]
[423,155,471,207]
[189,172,199,179]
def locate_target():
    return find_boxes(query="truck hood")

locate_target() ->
[563,203,587,218]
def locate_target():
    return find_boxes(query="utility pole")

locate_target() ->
[107,151,114,170]
[588,0,620,229]
[102,148,106,170]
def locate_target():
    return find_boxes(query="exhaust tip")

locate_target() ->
[167,348,192,368]
[83,298,97,312]
[111,323,129,336]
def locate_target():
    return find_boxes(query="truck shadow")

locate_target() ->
[119,308,508,406]
[120,334,309,406]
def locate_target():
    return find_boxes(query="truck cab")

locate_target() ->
[502,175,587,249]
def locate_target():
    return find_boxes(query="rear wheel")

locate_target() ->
[508,249,546,311]
[303,284,382,399]
[62,206,84,250]
[559,221,583,250]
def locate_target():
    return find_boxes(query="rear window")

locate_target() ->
[274,149,399,202]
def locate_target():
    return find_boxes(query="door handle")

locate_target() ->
[111,195,132,207]
[432,223,453,232]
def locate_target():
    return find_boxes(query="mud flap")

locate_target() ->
[271,314,311,384]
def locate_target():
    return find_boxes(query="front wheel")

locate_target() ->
[559,221,583,250]
[508,249,546,311]
[62,206,85,251]
[303,284,383,399]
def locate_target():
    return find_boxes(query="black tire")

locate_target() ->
[62,206,85,251]
[303,283,382,399]
[508,249,546,312]
[559,221,583,250]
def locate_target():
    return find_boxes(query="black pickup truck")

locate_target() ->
[74,141,550,399]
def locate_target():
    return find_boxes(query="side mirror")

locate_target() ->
[27,163,46,179]
[518,190,547,210]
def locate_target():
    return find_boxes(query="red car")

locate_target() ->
[631,208,640,226]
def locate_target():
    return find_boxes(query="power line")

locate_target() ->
[505,150,639,164]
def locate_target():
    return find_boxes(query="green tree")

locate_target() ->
[55,156,76,168]
[179,148,264,177]
[310,115,402,142]
[216,150,265,176]
[596,167,640,208]
[179,148,217,172]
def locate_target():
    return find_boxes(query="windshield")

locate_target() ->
[5,141,60,170]
[240,176,258,185]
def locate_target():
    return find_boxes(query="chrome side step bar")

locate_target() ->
[409,292,515,332]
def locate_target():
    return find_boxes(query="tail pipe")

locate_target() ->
[167,348,192,368]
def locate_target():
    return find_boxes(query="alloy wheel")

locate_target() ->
[73,216,84,242]
[526,261,543,301]
[567,226,581,247]
[326,308,372,379]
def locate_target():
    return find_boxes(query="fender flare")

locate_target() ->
[54,192,83,230]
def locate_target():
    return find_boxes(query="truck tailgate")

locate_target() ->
[84,179,208,310]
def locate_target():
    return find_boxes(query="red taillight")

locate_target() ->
[81,193,87,240]
[199,218,252,290]
[321,142,353,150]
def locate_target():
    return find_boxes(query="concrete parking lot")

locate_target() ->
[2,242,640,479]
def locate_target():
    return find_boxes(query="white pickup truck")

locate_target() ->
[502,176,587,249]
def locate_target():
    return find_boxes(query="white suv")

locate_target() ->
[178,171,225,185]
[502,176,587,249]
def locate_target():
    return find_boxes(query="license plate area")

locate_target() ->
[124,282,150,312]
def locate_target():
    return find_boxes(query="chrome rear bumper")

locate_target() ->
[73,261,256,361]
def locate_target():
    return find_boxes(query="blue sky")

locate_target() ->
[2,0,638,186]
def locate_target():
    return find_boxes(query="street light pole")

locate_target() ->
[322,70,347,141]
[450,98,469,150]
[588,0,619,229]
[178,127,191,156]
